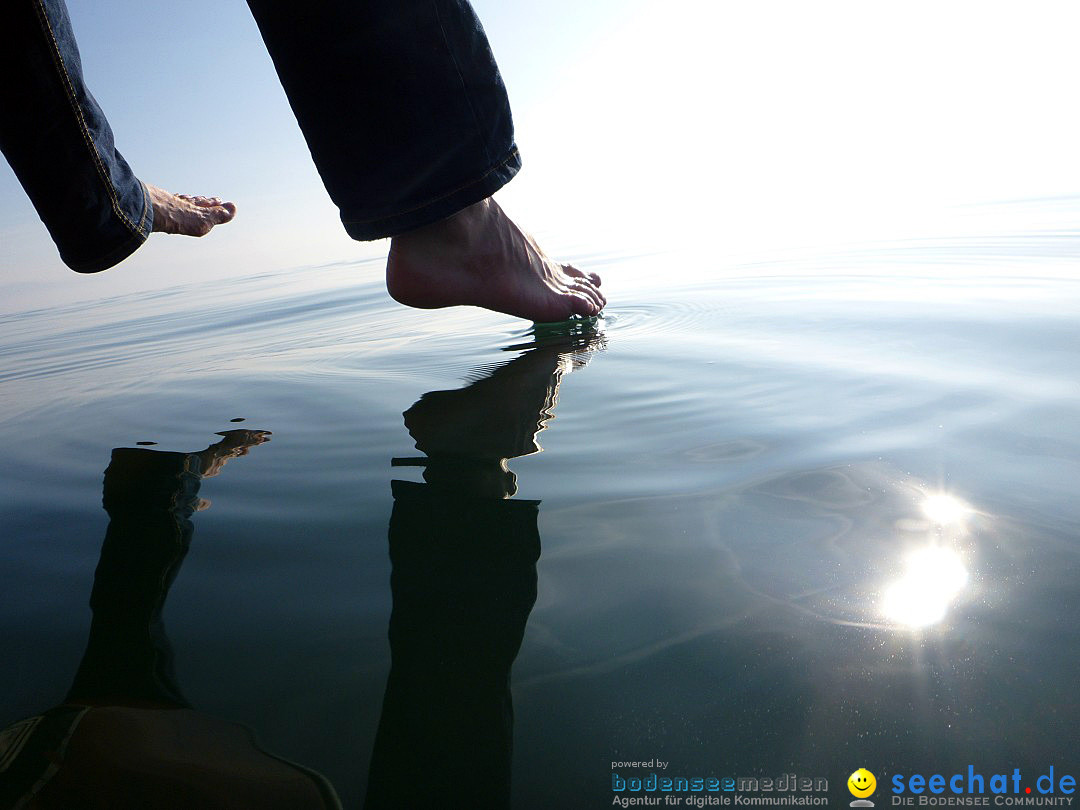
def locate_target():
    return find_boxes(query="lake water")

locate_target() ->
[2,219,1079,807]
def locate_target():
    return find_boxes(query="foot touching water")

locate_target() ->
[386,197,604,322]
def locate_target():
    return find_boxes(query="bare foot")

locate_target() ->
[386,197,604,322]
[147,183,236,236]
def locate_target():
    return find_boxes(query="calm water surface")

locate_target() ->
[2,230,1079,807]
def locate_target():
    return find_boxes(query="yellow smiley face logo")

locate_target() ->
[848,768,877,798]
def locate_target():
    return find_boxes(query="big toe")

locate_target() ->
[202,202,237,228]
[189,204,235,236]
[563,264,602,287]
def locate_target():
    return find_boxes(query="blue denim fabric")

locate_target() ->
[246,0,521,240]
[2,0,519,271]
[1,0,153,273]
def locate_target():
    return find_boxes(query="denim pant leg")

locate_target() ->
[246,0,521,240]
[1,1,152,273]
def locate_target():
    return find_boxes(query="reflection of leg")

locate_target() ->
[365,482,540,809]
[65,449,202,707]
[0,0,152,272]
[66,433,268,706]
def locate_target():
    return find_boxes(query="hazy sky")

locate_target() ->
[4,1,1080,309]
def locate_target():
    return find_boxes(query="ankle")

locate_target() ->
[392,199,489,254]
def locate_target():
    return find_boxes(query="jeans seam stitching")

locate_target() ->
[430,0,494,167]
[33,0,146,239]
[137,180,152,234]
[341,148,517,225]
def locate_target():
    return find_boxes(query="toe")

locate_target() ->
[567,283,603,316]
[571,279,605,312]
[205,203,236,226]
[562,264,602,288]
[180,195,226,208]
[188,205,235,236]
[570,290,601,317]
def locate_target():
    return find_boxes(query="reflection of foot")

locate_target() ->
[405,346,569,463]
[196,429,271,479]
[386,197,605,322]
[404,331,604,463]
[147,184,237,236]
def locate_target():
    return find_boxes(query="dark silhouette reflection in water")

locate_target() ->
[367,328,603,809]
[0,327,602,809]
[0,430,344,810]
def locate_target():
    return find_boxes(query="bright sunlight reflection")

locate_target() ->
[882,546,969,628]
[921,493,973,526]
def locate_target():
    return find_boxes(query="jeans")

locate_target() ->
[2,0,520,273]
[247,0,521,241]
[1,0,153,273]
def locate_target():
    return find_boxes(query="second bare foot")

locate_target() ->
[147,183,236,237]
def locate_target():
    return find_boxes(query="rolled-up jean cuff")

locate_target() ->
[64,229,148,274]
[341,148,521,241]
[62,180,153,274]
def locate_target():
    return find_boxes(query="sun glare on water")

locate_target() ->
[879,493,977,628]
[881,546,969,628]
[921,493,973,526]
